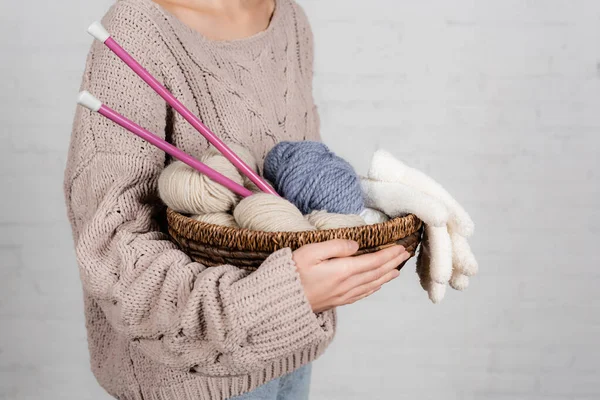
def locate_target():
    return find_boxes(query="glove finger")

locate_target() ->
[428,282,447,304]
[361,178,449,227]
[368,150,474,237]
[450,232,478,277]
[450,270,470,291]
[416,230,447,304]
[426,225,453,284]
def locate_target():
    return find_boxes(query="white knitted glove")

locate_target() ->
[360,150,478,303]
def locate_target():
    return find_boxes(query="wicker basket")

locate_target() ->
[167,208,423,270]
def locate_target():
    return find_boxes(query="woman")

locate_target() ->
[64,0,409,399]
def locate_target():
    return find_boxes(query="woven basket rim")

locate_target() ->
[167,208,422,253]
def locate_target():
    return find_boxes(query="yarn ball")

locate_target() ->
[306,210,366,230]
[233,193,316,232]
[158,143,259,215]
[203,144,262,191]
[359,208,390,225]
[192,213,239,228]
[263,141,365,215]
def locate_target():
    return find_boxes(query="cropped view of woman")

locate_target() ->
[63,0,409,399]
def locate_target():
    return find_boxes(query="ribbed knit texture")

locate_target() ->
[63,1,335,399]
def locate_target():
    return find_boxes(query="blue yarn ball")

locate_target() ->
[264,141,365,215]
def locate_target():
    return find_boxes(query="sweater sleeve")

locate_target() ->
[64,3,334,377]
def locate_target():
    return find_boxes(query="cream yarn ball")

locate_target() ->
[233,193,316,232]
[306,210,366,230]
[192,212,239,228]
[158,143,259,215]
[158,158,242,214]
[202,144,262,191]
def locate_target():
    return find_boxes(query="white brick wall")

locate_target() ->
[1,0,598,399]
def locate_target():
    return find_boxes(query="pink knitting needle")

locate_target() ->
[77,91,253,198]
[87,21,279,197]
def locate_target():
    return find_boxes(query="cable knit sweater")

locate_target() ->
[63,0,336,399]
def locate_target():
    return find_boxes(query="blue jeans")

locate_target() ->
[230,364,312,400]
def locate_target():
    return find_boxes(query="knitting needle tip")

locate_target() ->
[87,21,110,43]
[77,91,102,112]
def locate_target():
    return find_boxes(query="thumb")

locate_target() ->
[293,239,359,266]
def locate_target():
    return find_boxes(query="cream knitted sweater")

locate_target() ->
[63,0,335,398]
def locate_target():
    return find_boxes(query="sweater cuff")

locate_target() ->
[227,248,334,362]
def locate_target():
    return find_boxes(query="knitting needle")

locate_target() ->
[87,21,279,197]
[77,91,253,198]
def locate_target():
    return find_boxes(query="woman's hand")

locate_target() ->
[292,240,410,313]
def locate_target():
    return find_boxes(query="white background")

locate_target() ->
[1,0,599,399]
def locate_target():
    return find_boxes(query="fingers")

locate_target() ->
[335,244,407,276]
[340,249,409,292]
[293,239,359,266]
[346,287,381,305]
[361,179,449,226]
[315,244,408,308]
[341,267,400,303]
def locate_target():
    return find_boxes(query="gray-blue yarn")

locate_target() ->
[264,141,365,215]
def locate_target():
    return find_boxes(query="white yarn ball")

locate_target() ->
[359,207,390,225]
